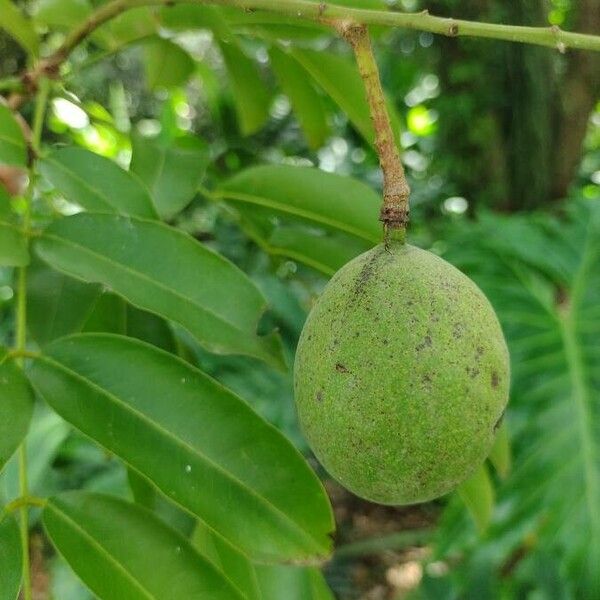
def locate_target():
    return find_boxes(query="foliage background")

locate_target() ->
[1,0,599,598]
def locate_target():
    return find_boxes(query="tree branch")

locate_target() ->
[340,23,409,234]
[6,0,600,109]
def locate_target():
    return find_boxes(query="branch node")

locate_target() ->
[448,21,460,37]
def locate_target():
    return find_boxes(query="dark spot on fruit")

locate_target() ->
[491,371,499,388]
[382,339,389,345]
[476,346,484,357]
[316,390,323,402]
[422,373,432,384]
[493,409,505,431]
[415,335,432,351]
[452,323,463,339]
[335,363,350,373]
[466,366,480,379]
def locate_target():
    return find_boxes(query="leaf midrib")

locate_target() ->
[38,354,325,558]
[215,189,378,243]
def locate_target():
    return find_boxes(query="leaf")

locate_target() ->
[194,521,334,600]
[290,48,401,147]
[27,257,100,346]
[130,132,208,219]
[0,405,70,500]
[0,351,34,473]
[83,292,178,355]
[0,0,39,57]
[0,222,28,266]
[93,7,156,49]
[0,104,27,167]
[488,421,511,479]
[0,516,21,600]
[35,0,92,29]
[143,36,196,91]
[457,463,494,534]
[29,334,334,563]
[267,226,371,276]
[218,40,271,135]
[218,165,381,243]
[43,491,245,600]
[440,199,600,593]
[39,147,157,219]
[268,47,329,149]
[34,213,285,367]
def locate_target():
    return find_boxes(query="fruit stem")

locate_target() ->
[338,22,410,239]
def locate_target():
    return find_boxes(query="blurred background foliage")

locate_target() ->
[1,0,599,598]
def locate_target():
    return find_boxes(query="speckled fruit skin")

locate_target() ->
[294,241,509,505]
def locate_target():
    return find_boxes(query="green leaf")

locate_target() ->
[43,491,245,600]
[35,0,92,29]
[27,257,100,346]
[83,292,178,354]
[194,521,334,600]
[143,36,196,91]
[130,132,208,219]
[441,199,600,592]
[39,147,157,219]
[0,516,21,600]
[0,0,39,57]
[267,226,371,276]
[0,351,34,473]
[1,405,70,500]
[219,40,271,135]
[457,463,494,534]
[30,334,334,562]
[34,213,285,367]
[0,104,27,167]
[0,222,28,266]
[93,7,156,49]
[488,421,511,479]
[269,47,329,149]
[218,165,381,243]
[0,186,12,219]
[290,48,401,147]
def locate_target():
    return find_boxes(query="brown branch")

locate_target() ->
[339,22,409,234]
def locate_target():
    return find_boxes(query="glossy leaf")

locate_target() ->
[0,516,21,600]
[0,104,27,167]
[1,405,70,500]
[30,334,334,562]
[290,48,401,147]
[457,464,494,534]
[219,40,271,135]
[0,222,28,266]
[143,36,196,91]
[43,491,245,599]
[130,132,208,219]
[27,257,100,346]
[34,213,284,367]
[39,147,157,218]
[94,7,156,49]
[269,47,329,149]
[488,421,511,479]
[83,292,178,354]
[0,0,39,56]
[267,226,370,276]
[35,0,92,29]
[194,522,334,600]
[219,165,381,243]
[0,351,34,473]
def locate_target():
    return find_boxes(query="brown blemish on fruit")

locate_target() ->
[491,371,499,388]
[316,390,323,402]
[415,335,432,351]
[335,363,350,373]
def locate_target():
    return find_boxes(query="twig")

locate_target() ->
[6,0,600,109]
[340,23,409,236]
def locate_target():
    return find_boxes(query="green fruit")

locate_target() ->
[294,241,509,505]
